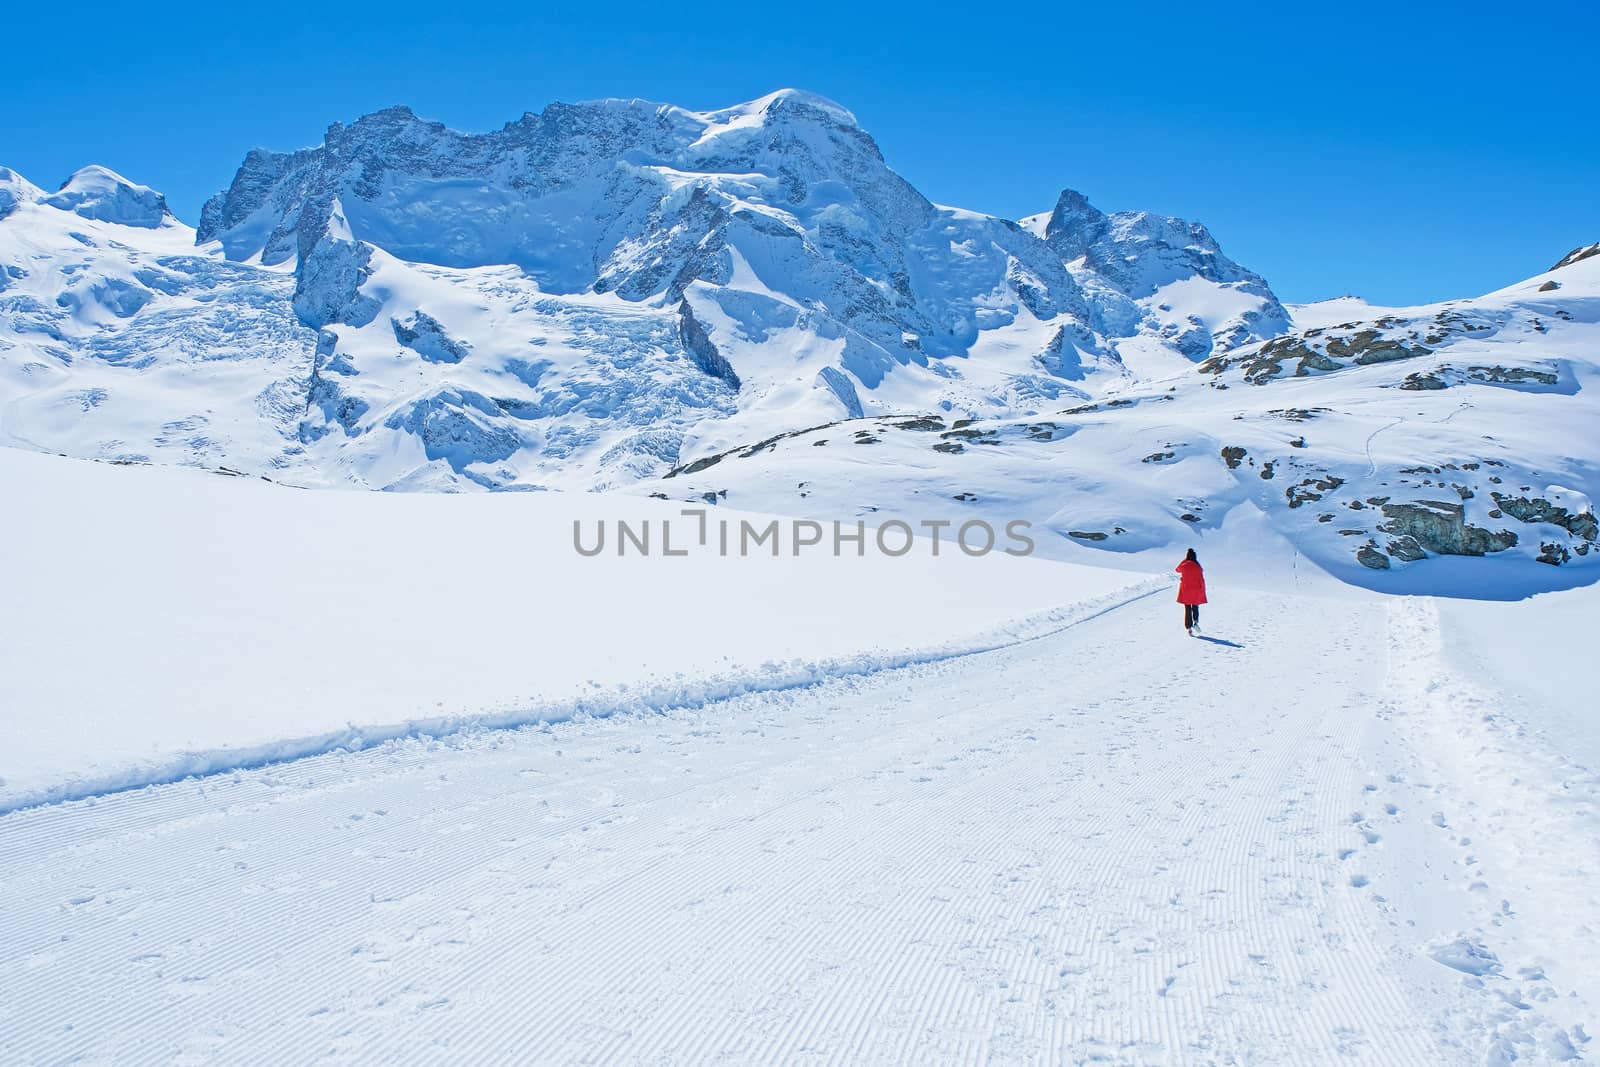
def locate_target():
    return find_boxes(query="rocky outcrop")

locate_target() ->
[1285,474,1344,508]
[290,200,379,328]
[1378,500,1517,557]
[1491,493,1599,542]
[676,301,741,389]
[1550,242,1599,272]
[1036,324,1090,381]
[1203,331,1425,384]
[1040,190,1110,262]
[1356,543,1390,570]
[391,312,471,364]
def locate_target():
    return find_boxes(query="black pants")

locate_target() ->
[1184,603,1200,629]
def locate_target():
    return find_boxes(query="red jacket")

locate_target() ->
[1176,559,1207,605]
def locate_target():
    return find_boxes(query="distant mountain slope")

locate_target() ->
[653,251,1600,595]
[1,91,1285,490]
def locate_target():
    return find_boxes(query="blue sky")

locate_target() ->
[4,0,1595,305]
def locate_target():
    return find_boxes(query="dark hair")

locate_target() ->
[1185,548,1198,562]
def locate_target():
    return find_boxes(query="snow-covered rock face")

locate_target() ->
[1031,188,1289,362]
[196,92,1093,371]
[1551,241,1600,272]
[42,166,174,229]
[170,91,1289,489]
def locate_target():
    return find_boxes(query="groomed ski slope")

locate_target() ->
[3,586,1594,1064]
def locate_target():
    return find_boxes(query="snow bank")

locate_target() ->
[1385,594,1600,1023]
[0,449,1149,811]
[1434,582,1600,771]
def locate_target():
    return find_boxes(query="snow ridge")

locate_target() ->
[0,578,1167,815]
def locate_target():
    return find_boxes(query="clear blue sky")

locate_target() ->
[4,0,1595,305]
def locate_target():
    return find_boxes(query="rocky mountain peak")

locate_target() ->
[1043,188,1111,261]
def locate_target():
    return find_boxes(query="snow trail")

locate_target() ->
[0,590,1589,1063]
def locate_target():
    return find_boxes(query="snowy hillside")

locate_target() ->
[1,92,1285,493]
[654,248,1600,594]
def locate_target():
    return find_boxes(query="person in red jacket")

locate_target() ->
[1176,548,1207,635]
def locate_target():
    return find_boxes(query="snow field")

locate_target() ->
[4,586,1594,1063]
[0,447,1142,812]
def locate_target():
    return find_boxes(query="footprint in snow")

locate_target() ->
[1427,936,1501,976]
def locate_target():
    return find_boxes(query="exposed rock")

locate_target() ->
[892,416,946,432]
[1550,242,1599,272]
[1220,446,1247,470]
[1537,541,1571,566]
[391,312,471,364]
[1378,499,1517,557]
[1201,335,1340,383]
[1467,365,1558,387]
[1387,535,1427,562]
[676,300,742,388]
[1286,474,1345,509]
[291,200,381,328]
[1490,492,1599,541]
[1067,530,1108,541]
[1036,323,1089,381]
[1356,544,1391,570]
[1538,280,1560,292]
[1327,329,1428,365]
[815,366,863,418]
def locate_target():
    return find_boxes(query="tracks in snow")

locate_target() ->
[0,590,1587,1063]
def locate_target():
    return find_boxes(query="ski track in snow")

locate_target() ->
[1,591,1592,1064]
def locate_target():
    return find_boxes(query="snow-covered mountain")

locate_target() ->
[655,247,1600,594]
[0,91,1284,491]
[2,91,1596,594]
